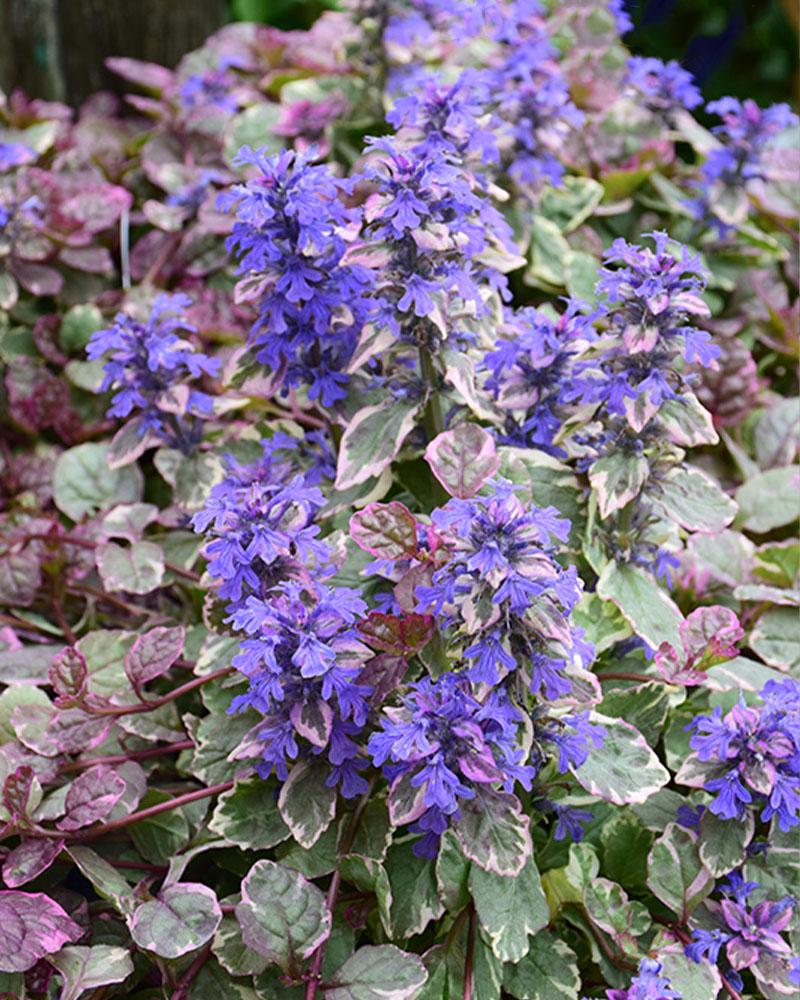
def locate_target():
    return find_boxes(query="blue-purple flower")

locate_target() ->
[220,147,373,405]
[483,299,597,456]
[625,57,702,114]
[583,957,681,999]
[368,672,535,856]
[86,292,219,450]
[687,678,800,831]
[228,581,373,795]
[416,479,592,697]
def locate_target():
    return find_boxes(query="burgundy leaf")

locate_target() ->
[350,502,419,561]
[9,260,64,297]
[57,766,126,831]
[358,653,408,709]
[358,613,434,655]
[0,891,82,972]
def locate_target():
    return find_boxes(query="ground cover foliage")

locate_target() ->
[0,3,798,998]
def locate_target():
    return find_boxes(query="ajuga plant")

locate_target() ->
[0,2,798,1000]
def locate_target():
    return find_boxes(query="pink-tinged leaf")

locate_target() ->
[0,890,82,972]
[58,245,113,273]
[289,698,333,748]
[680,605,743,663]
[358,613,434,655]
[57,765,125,831]
[388,773,427,827]
[589,451,649,520]
[0,547,41,607]
[107,418,155,469]
[571,714,669,806]
[394,563,434,615]
[9,260,64,297]
[130,883,221,959]
[335,400,420,491]
[13,704,111,757]
[453,787,531,876]
[424,423,500,499]
[646,823,714,922]
[2,766,37,823]
[105,56,174,92]
[124,625,185,689]
[654,642,708,687]
[236,860,330,972]
[350,502,419,561]
[2,838,64,888]
[49,648,88,705]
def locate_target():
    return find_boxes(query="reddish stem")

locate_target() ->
[597,671,669,685]
[304,779,376,1000]
[170,943,212,1000]
[61,739,195,772]
[73,781,234,841]
[85,666,233,718]
[462,904,476,1000]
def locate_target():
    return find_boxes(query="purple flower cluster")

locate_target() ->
[220,147,373,406]
[362,136,515,345]
[686,872,797,989]
[689,97,799,233]
[368,672,535,856]
[688,678,800,831]
[483,300,596,456]
[625,57,702,114]
[179,58,243,114]
[86,292,219,450]
[387,69,499,166]
[191,444,330,614]
[486,3,583,190]
[583,958,681,1000]
[230,582,373,795]
[416,479,592,698]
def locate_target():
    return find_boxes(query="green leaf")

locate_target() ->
[698,809,754,878]
[96,540,165,594]
[525,216,570,289]
[600,813,653,888]
[278,761,336,849]
[53,444,143,521]
[570,715,670,806]
[735,466,799,533]
[589,452,648,519]
[659,395,718,447]
[235,860,330,973]
[565,250,599,302]
[59,304,103,353]
[335,400,421,491]
[453,788,531,876]
[49,945,133,1000]
[749,607,800,670]
[174,451,226,511]
[340,855,393,936]
[597,562,682,649]
[385,841,444,939]
[754,397,799,469]
[469,854,549,962]
[502,930,580,1000]
[66,846,136,917]
[539,177,604,233]
[325,945,427,1000]
[599,681,672,746]
[646,823,713,921]
[209,777,290,850]
[131,883,221,959]
[655,467,738,532]
[584,878,651,957]
[225,104,283,163]
[496,447,582,529]
[657,949,722,1000]
[128,788,191,864]
[434,830,471,914]
[212,913,269,977]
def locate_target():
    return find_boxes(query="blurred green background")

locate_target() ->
[231,0,799,107]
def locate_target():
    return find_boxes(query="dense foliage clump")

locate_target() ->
[0,3,797,998]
